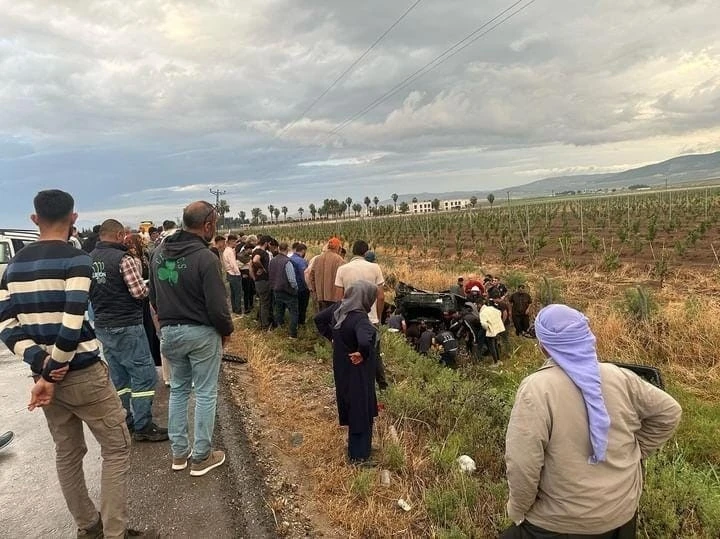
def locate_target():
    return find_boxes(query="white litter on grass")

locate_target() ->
[457,455,476,474]
[388,425,400,444]
[398,498,412,512]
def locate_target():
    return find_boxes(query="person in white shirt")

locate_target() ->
[480,300,505,364]
[334,240,388,389]
[223,234,244,315]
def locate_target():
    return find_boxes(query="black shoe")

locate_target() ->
[0,431,14,452]
[77,513,103,538]
[133,422,169,442]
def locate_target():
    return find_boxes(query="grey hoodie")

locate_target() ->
[149,230,233,336]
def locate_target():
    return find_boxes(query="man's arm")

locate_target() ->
[0,274,48,373]
[284,261,298,290]
[505,380,549,525]
[626,370,682,457]
[41,254,95,381]
[201,254,234,337]
[120,256,149,300]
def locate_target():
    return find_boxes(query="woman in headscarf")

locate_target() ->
[315,280,378,464]
[502,304,682,539]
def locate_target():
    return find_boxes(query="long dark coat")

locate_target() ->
[315,305,378,432]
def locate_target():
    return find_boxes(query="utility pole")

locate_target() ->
[209,187,227,228]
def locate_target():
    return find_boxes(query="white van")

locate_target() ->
[0,229,40,277]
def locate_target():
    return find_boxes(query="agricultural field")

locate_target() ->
[250,187,720,276]
[225,187,720,538]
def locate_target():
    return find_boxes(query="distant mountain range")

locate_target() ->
[385,150,720,204]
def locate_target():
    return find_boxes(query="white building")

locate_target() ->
[410,199,470,213]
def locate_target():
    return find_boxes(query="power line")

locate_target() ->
[330,0,537,136]
[246,0,538,187]
[274,0,425,139]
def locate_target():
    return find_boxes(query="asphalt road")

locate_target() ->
[0,349,274,538]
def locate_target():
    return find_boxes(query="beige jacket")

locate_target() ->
[308,251,344,303]
[505,361,681,534]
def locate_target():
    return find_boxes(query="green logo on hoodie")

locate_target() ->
[158,259,179,285]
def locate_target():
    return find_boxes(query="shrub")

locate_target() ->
[622,286,658,323]
[538,276,564,306]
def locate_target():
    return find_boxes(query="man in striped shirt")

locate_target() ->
[0,190,154,538]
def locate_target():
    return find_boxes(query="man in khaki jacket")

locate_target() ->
[502,304,681,539]
[308,237,344,310]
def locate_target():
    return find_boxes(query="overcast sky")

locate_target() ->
[1,0,719,228]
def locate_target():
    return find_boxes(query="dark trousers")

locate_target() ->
[273,290,299,337]
[486,336,500,363]
[374,326,389,390]
[513,314,530,335]
[241,272,254,311]
[297,289,310,325]
[255,280,273,329]
[227,274,244,314]
[500,514,637,539]
[440,351,458,369]
[348,420,373,462]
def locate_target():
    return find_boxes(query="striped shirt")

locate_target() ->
[0,240,100,379]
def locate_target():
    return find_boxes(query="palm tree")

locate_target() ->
[216,199,230,227]
[373,196,379,210]
[281,206,288,221]
[238,210,246,224]
[412,196,418,203]
[399,201,409,213]
[352,203,362,217]
[298,207,304,220]
[487,193,495,208]
[259,213,268,224]
[431,198,441,212]
[364,196,371,215]
[470,196,478,208]
[309,203,317,220]
[345,197,353,218]
[267,204,275,222]
[391,193,398,213]
[273,208,280,222]
[251,207,261,224]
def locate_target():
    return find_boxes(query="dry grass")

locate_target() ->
[226,256,720,538]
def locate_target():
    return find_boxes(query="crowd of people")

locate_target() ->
[0,190,685,539]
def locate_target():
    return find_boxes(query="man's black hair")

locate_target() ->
[352,240,369,256]
[92,224,101,234]
[291,242,299,250]
[162,220,176,229]
[226,234,238,242]
[215,235,226,242]
[33,190,74,223]
[295,243,307,252]
[268,237,279,247]
[148,227,157,234]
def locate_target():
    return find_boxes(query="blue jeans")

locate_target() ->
[227,274,244,314]
[160,325,222,461]
[273,290,299,337]
[95,324,157,431]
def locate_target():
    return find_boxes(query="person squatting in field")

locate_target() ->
[501,304,682,539]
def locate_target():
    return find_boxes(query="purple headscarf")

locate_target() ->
[535,304,610,464]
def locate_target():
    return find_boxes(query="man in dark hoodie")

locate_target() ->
[149,201,233,477]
